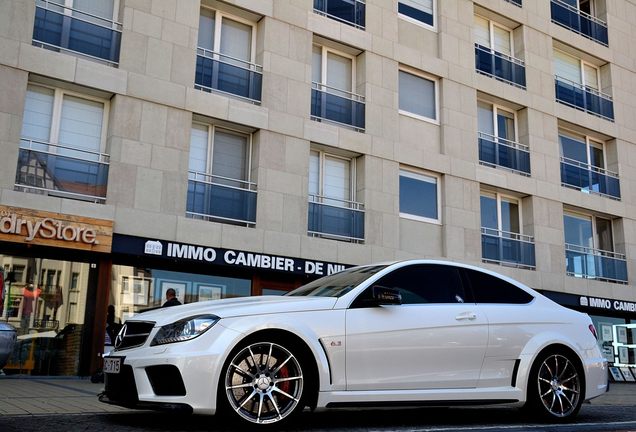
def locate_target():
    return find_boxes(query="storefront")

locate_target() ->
[541,290,636,382]
[0,205,112,376]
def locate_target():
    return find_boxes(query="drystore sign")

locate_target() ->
[0,206,113,253]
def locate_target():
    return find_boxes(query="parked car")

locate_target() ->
[0,323,17,370]
[100,260,608,426]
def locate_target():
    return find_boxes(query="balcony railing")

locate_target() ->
[560,157,620,200]
[555,76,614,121]
[551,0,608,46]
[311,82,365,131]
[195,48,263,103]
[33,1,122,66]
[504,0,522,7]
[308,195,364,242]
[314,0,365,29]
[481,228,536,269]
[565,243,628,283]
[475,44,526,89]
[478,132,531,175]
[187,171,257,225]
[15,139,109,203]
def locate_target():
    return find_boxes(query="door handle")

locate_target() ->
[455,312,477,321]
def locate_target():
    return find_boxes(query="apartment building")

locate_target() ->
[0,0,634,377]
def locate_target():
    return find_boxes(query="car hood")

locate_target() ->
[130,296,338,325]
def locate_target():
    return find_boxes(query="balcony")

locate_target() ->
[33,1,121,66]
[560,157,620,200]
[15,139,109,203]
[565,243,628,283]
[478,132,531,175]
[481,228,536,269]
[551,0,608,46]
[195,48,263,103]
[504,0,522,6]
[311,83,365,131]
[314,0,365,29]
[308,195,364,242]
[475,44,526,89]
[555,76,614,120]
[187,171,257,226]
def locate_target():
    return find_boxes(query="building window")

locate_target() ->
[398,0,435,29]
[399,69,438,122]
[474,15,526,88]
[186,123,256,225]
[399,168,440,223]
[308,149,364,242]
[311,44,365,131]
[195,7,262,102]
[313,0,366,29]
[477,101,529,174]
[17,84,109,203]
[553,49,613,120]
[32,0,122,66]
[559,129,620,199]
[564,211,627,283]
[480,191,535,269]
[550,0,608,45]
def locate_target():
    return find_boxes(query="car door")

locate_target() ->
[345,263,489,391]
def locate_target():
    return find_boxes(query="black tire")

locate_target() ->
[524,349,584,421]
[218,338,307,426]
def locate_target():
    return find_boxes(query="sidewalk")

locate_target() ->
[0,376,634,416]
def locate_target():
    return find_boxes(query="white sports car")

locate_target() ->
[99,260,608,426]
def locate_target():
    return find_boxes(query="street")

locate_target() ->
[2,404,636,432]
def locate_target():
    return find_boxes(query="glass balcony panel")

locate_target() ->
[481,229,536,268]
[311,85,365,130]
[16,140,109,202]
[187,174,256,225]
[565,244,628,283]
[33,5,121,65]
[478,132,531,175]
[554,77,614,120]
[475,44,526,88]
[195,51,263,103]
[308,200,364,242]
[560,159,621,199]
[550,0,608,45]
[314,0,365,28]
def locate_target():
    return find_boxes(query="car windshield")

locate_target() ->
[286,265,387,298]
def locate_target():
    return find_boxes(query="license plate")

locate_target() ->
[103,357,122,374]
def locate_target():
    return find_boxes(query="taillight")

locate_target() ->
[589,324,598,340]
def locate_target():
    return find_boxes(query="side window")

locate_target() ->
[464,269,533,304]
[361,264,466,305]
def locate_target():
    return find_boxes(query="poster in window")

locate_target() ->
[198,284,223,302]
[601,342,614,363]
[618,346,630,364]
[617,326,628,344]
[609,366,624,382]
[161,281,186,305]
[620,367,636,382]
[601,324,613,342]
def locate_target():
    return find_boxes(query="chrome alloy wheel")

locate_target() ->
[536,353,581,418]
[225,342,304,424]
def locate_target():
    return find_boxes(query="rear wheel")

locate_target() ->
[525,350,583,420]
[222,340,305,425]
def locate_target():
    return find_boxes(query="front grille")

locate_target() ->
[115,321,155,351]
[146,365,187,396]
[105,364,138,406]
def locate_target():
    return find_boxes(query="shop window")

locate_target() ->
[308,148,364,242]
[186,122,256,226]
[399,168,440,224]
[480,191,535,269]
[398,0,435,29]
[195,6,262,102]
[399,69,438,122]
[17,83,110,203]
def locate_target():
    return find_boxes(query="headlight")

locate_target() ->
[150,314,219,346]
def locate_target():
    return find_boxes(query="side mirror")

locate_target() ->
[372,285,402,306]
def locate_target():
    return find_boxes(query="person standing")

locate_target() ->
[162,288,182,307]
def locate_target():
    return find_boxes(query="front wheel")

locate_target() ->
[222,341,305,425]
[525,351,584,420]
